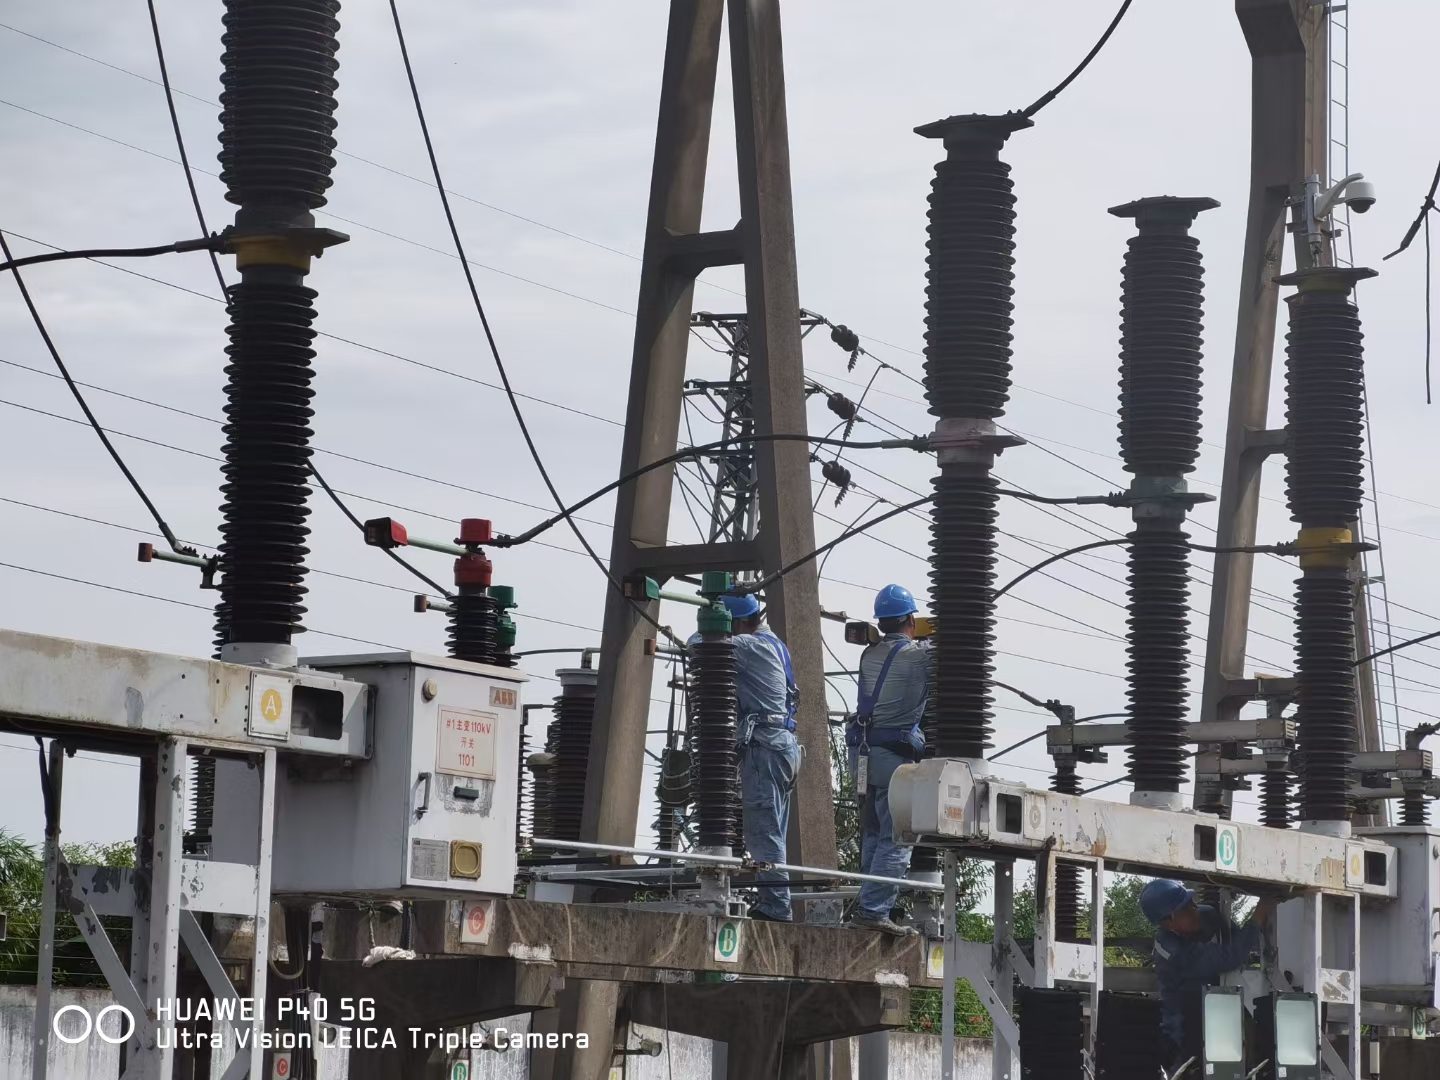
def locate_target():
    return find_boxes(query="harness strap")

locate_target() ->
[857,639,909,721]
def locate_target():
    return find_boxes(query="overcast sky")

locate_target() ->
[4,1,1440,848]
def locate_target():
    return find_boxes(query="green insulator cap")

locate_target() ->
[487,585,516,609]
[497,613,517,648]
[699,570,733,598]
[696,605,732,634]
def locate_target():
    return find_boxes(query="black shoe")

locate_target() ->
[749,910,789,923]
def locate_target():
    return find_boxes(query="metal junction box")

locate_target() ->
[224,652,524,898]
[1355,825,1440,1006]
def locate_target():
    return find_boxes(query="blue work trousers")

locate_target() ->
[739,735,802,920]
[856,783,912,920]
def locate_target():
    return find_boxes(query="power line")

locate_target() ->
[1019,0,1135,118]
[0,559,402,651]
[0,232,189,557]
[391,0,682,647]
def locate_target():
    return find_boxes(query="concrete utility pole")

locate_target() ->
[546,4,839,1078]
[1195,0,1326,815]
[580,0,834,874]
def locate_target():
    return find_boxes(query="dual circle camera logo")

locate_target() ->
[51,1004,136,1045]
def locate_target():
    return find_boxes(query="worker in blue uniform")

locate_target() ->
[1140,879,1275,1070]
[846,584,930,935]
[689,593,803,921]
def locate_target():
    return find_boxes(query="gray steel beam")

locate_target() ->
[31,740,62,1080]
[1048,717,1295,748]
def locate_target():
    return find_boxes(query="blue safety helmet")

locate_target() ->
[1139,879,1196,925]
[721,593,761,620]
[873,584,918,620]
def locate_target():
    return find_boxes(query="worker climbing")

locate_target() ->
[1140,879,1276,1072]
[847,584,931,935]
[689,592,803,921]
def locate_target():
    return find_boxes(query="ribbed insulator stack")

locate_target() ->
[1019,988,1085,1079]
[691,635,740,850]
[1279,266,1375,828]
[916,112,1031,760]
[1261,765,1291,828]
[216,284,320,647]
[529,721,558,841]
[448,591,498,665]
[1401,794,1429,826]
[1109,196,1217,806]
[213,0,344,658]
[185,756,217,856]
[447,521,499,665]
[1050,758,1082,942]
[549,668,597,842]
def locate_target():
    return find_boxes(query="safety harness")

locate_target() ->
[846,638,926,785]
[739,632,799,735]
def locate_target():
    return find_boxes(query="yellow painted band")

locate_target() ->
[1296,526,1353,569]
[230,235,313,272]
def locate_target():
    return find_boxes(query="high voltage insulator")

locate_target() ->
[1050,756,1082,942]
[820,459,853,503]
[549,667,597,843]
[917,112,1032,761]
[691,575,740,851]
[1110,196,1217,806]
[830,323,861,369]
[213,0,348,659]
[1261,764,1291,829]
[1279,266,1376,828]
[826,391,857,422]
[448,519,499,666]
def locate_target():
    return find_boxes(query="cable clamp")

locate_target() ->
[930,418,1024,465]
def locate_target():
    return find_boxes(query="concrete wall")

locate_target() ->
[842,1032,992,1080]
[1,985,122,1079]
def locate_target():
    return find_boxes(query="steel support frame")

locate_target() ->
[30,739,278,1080]
[1198,0,1324,813]
[30,740,63,1080]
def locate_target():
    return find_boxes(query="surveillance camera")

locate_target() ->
[1344,179,1377,214]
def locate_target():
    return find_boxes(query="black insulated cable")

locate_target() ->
[0,236,218,274]
[145,0,229,299]
[1019,0,1135,119]
[0,231,192,558]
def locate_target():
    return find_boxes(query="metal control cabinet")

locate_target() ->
[269,652,524,897]
[1356,826,1440,1005]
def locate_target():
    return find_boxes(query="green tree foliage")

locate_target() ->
[0,829,135,985]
